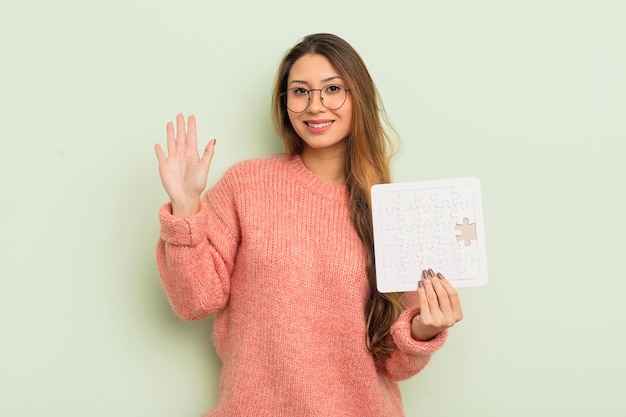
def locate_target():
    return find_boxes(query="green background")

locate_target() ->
[2,0,624,416]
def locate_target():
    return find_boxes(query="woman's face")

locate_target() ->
[286,53,353,155]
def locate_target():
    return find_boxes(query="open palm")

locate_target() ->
[155,114,216,217]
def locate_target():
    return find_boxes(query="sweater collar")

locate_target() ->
[287,155,348,202]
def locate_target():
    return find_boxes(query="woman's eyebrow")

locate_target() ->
[321,76,342,83]
[289,76,343,85]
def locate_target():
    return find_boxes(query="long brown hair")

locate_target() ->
[271,33,404,359]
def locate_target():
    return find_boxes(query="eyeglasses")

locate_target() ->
[281,84,351,113]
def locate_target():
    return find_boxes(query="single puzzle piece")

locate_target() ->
[459,256,480,279]
[430,186,460,208]
[438,244,462,268]
[416,220,441,243]
[399,260,424,285]
[455,217,477,247]
[397,207,420,229]
[384,262,407,283]
[382,243,407,267]
[436,200,458,229]
[426,241,462,281]
[414,188,438,206]
[379,191,400,214]
[395,189,419,211]
[379,207,405,231]
[452,185,475,207]
[415,242,445,265]
[415,203,442,226]
[434,222,459,245]
[452,202,476,224]
[381,223,402,247]
[397,224,420,248]
[457,239,479,262]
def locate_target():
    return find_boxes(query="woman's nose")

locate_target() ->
[306,89,325,112]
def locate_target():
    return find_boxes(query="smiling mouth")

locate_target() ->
[305,121,333,129]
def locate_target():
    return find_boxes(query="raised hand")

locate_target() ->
[412,269,463,341]
[155,114,216,217]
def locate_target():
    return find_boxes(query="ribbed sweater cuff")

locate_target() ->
[390,308,448,354]
[158,202,208,247]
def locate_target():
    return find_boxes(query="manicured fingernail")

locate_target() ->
[428,269,434,277]
[418,280,423,288]
[437,273,444,279]
[422,270,427,279]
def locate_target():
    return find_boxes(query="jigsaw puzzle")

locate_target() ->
[371,177,488,292]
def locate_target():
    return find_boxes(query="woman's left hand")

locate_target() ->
[411,269,463,341]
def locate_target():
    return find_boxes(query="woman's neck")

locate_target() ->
[301,145,346,186]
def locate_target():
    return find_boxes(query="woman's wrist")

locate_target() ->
[411,316,438,341]
[170,197,201,218]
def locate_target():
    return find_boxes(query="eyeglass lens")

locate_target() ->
[284,85,348,113]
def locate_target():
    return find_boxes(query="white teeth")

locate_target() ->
[307,122,332,129]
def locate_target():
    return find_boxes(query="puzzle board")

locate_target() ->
[371,178,488,292]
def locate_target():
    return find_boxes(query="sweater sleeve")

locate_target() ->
[155,169,241,321]
[374,292,448,381]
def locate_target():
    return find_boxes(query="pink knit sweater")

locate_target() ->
[156,155,447,417]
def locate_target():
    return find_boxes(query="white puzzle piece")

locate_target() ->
[371,178,488,292]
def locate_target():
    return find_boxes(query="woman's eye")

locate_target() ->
[292,87,308,96]
[325,84,342,94]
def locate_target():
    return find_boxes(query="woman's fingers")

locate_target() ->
[166,121,176,156]
[186,114,197,151]
[438,275,463,322]
[429,273,453,317]
[161,114,198,159]
[200,139,216,168]
[420,270,463,326]
[417,270,431,318]
[422,270,440,313]
[175,113,186,148]
[155,143,166,163]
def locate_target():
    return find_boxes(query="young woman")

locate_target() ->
[154,33,462,417]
